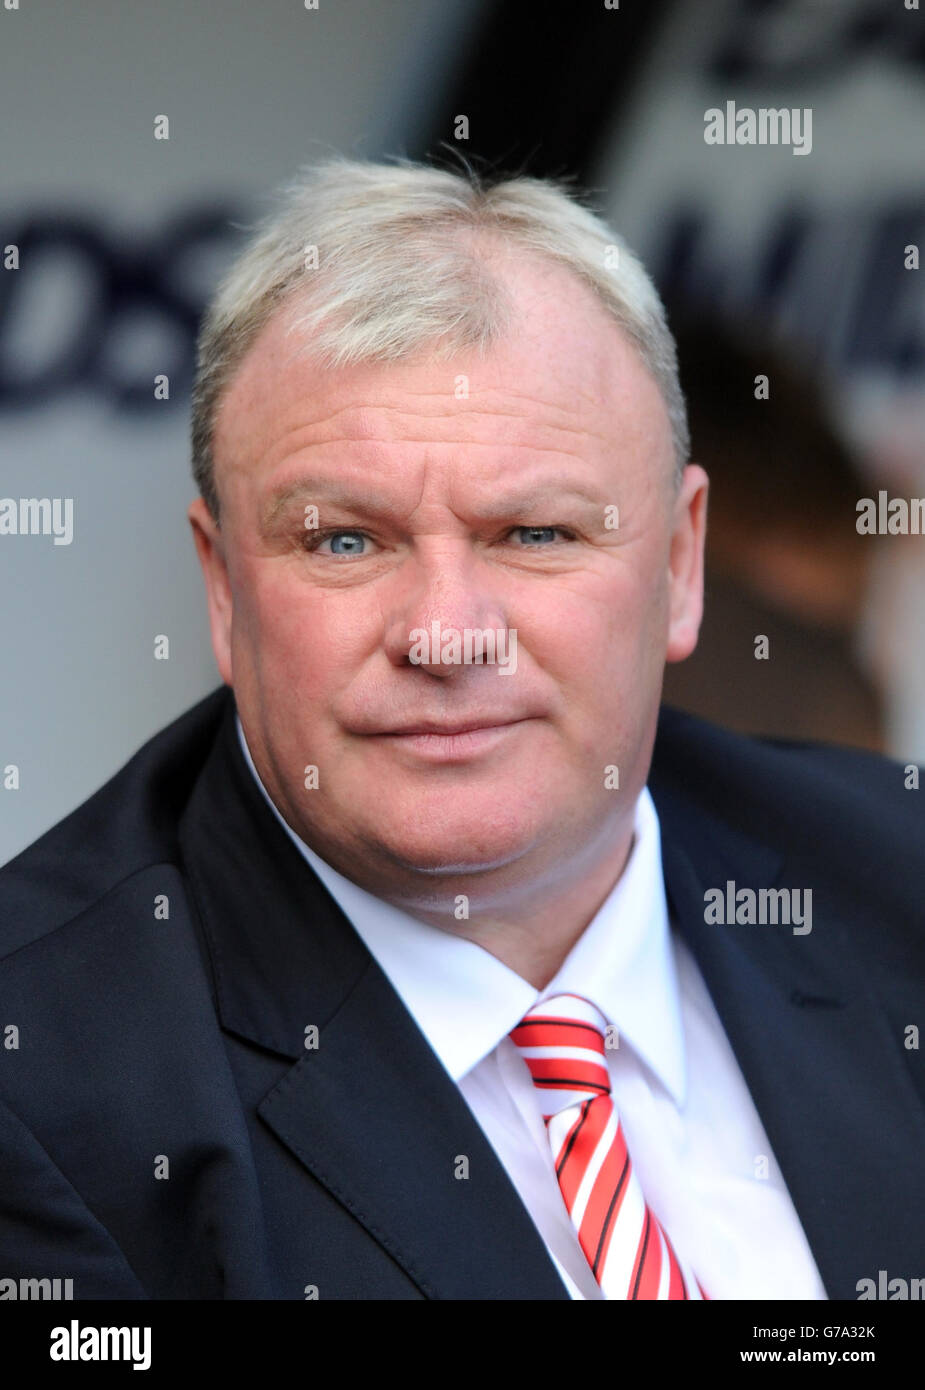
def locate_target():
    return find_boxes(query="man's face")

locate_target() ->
[190,255,706,907]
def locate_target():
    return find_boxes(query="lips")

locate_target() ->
[381,718,524,736]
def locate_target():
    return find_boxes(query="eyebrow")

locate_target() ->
[261,478,606,529]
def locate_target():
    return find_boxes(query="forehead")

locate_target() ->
[213,255,672,494]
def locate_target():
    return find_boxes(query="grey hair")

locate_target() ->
[191,155,689,520]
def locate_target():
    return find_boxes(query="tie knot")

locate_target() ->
[509,993,612,1117]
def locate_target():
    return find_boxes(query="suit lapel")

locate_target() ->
[650,772,925,1300]
[257,960,570,1299]
[178,690,569,1300]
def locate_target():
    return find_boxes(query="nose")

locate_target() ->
[382,538,512,677]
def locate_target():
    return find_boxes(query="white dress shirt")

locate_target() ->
[236,715,826,1300]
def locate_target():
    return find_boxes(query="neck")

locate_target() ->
[356,816,636,990]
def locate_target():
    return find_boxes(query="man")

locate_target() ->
[1,157,922,1302]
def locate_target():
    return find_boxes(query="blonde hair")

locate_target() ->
[191,155,689,519]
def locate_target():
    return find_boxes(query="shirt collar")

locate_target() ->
[235,714,686,1105]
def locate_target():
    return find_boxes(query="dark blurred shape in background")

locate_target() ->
[416,0,672,184]
[663,318,884,751]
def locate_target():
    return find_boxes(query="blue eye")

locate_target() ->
[513,526,571,545]
[310,529,369,556]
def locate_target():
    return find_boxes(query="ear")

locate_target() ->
[665,463,709,663]
[188,496,233,685]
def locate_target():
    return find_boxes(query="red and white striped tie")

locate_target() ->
[510,992,707,1300]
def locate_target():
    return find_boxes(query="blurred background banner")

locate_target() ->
[2,0,923,863]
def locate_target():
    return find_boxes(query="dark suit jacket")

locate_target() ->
[1,686,923,1300]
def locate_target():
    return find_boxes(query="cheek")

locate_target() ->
[524,562,663,681]
[524,568,667,752]
[231,566,351,696]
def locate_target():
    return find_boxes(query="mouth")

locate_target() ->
[381,718,526,737]
[370,719,532,762]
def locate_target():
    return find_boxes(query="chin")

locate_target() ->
[388,846,529,877]
[374,815,537,877]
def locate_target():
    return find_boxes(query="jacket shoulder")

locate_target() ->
[650,703,923,876]
[0,686,231,960]
[653,702,916,791]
